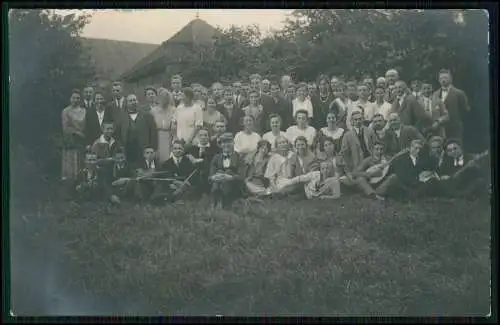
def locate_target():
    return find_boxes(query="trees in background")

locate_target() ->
[9,9,95,185]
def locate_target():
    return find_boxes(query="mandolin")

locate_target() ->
[367,148,410,184]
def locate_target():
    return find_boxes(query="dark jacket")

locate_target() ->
[384,125,425,157]
[209,152,244,179]
[84,105,117,145]
[217,104,243,134]
[431,86,470,141]
[115,111,158,151]
[391,152,424,186]
[261,94,292,131]
[391,94,430,130]
[160,156,196,180]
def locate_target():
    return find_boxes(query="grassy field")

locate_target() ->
[10,190,491,316]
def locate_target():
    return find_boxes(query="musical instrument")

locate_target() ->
[452,150,489,179]
[418,170,441,183]
[367,148,410,184]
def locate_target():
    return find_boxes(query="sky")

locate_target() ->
[74,9,292,45]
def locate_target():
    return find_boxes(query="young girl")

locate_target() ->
[262,114,286,151]
[285,110,317,150]
[292,83,314,121]
[242,89,264,134]
[313,112,345,156]
[234,115,262,158]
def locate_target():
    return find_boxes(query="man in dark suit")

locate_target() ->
[384,112,425,157]
[115,94,158,168]
[389,139,426,199]
[438,139,489,198]
[82,85,95,110]
[261,83,292,131]
[432,69,470,144]
[156,140,198,202]
[392,81,430,131]
[110,81,126,115]
[209,133,245,209]
[218,89,242,135]
[133,147,161,202]
[187,128,219,195]
[85,91,116,146]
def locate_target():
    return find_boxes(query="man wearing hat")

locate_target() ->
[209,133,245,209]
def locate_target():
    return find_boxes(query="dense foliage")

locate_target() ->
[9,9,95,188]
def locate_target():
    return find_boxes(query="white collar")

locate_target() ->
[98,135,115,147]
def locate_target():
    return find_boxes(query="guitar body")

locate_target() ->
[368,148,410,184]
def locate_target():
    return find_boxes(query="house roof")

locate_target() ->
[81,37,158,80]
[121,18,220,82]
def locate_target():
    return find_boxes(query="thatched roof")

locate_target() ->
[81,37,158,80]
[121,18,220,82]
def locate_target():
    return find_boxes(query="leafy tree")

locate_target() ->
[9,9,95,177]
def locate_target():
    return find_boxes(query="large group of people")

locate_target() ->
[61,68,490,208]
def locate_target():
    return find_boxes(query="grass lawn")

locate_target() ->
[10,191,491,316]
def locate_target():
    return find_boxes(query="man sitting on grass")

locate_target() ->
[187,128,219,196]
[75,152,119,204]
[209,133,246,209]
[351,141,397,201]
[156,140,198,203]
[134,147,161,202]
[109,151,134,202]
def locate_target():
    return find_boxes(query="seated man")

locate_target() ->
[187,127,220,195]
[384,112,425,157]
[75,152,119,203]
[209,133,246,209]
[157,140,198,202]
[416,136,446,196]
[134,147,161,202]
[389,139,426,199]
[109,151,134,201]
[90,122,121,165]
[304,160,341,200]
[438,139,489,199]
[351,141,397,201]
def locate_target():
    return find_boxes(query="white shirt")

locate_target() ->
[129,113,138,121]
[97,134,115,147]
[115,97,124,109]
[398,94,406,107]
[174,102,203,143]
[198,143,210,156]
[96,109,105,126]
[360,101,378,122]
[84,100,93,108]
[420,96,433,115]
[222,154,231,169]
[234,131,261,154]
[395,129,401,138]
[373,101,393,119]
[263,131,286,150]
[285,125,317,147]
[410,155,417,166]
[146,159,156,169]
[454,156,464,167]
[292,97,314,118]
[441,87,450,102]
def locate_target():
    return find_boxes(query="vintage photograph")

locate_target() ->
[8,8,491,316]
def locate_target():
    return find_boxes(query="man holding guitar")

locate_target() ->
[351,141,400,201]
[438,139,489,198]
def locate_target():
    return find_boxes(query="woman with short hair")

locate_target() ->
[62,89,86,181]
[234,115,262,158]
[292,82,314,121]
[262,114,286,151]
[313,112,345,156]
[285,110,317,149]
[144,86,159,112]
[244,140,272,196]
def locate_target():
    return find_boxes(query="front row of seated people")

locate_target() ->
[75,110,489,208]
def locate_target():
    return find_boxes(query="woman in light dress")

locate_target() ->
[313,112,345,156]
[285,110,317,150]
[145,86,160,112]
[61,90,86,181]
[151,89,177,163]
[203,94,225,133]
[234,115,262,158]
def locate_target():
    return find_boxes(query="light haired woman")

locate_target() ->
[152,89,177,163]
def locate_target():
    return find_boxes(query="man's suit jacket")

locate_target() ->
[187,144,219,167]
[110,97,126,115]
[160,156,196,180]
[209,152,244,179]
[391,153,424,186]
[217,104,243,134]
[261,94,292,130]
[419,96,449,138]
[384,125,425,157]
[90,137,122,160]
[82,99,94,110]
[84,105,117,145]
[432,86,470,140]
[340,126,377,171]
[116,111,158,151]
[392,94,430,130]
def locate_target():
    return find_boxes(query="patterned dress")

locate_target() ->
[61,105,86,180]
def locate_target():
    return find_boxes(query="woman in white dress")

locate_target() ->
[292,82,314,121]
[234,115,261,158]
[151,90,177,163]
[313,112,345,156]
[285,110,317,149]
[144,86,159,112]
[174,87,203,146]
[263,136,314,195]
[262,114,286,151]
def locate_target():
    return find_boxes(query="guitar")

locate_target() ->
[452,150,489,179]
[366,148,410,184]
